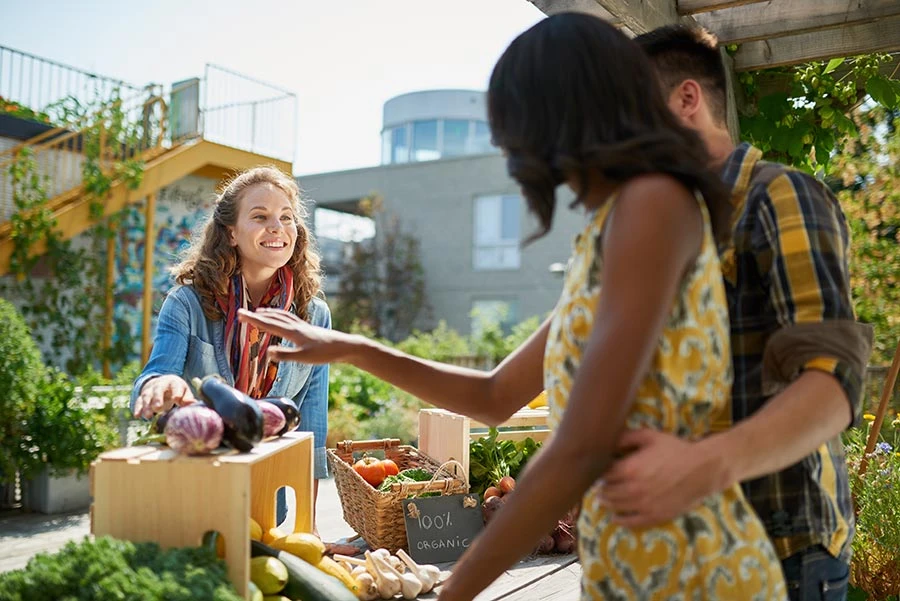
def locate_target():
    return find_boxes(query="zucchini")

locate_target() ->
[251,540,357,601]
[193,375,264,451]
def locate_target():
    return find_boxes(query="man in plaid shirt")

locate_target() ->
[597,25,874,600]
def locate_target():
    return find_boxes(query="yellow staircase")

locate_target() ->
[0,88,291,277]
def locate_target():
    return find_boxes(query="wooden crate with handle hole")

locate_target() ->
[90,431,314,601]
[418,407,550,477]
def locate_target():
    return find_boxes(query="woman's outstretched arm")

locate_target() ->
[238,309,550,425]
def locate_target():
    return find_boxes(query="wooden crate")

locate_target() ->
[90,431,313,600]
[418,408,550,477]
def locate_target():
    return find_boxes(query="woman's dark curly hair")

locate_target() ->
[488,12,730,244]
[171,166,322,321]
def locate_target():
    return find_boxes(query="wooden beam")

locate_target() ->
[529,0,681,34]
[677,0,767,15]
[734,13,900,71]
[527,0,622,27]
[721,49,742,143]
[141,192,157,366]
[696,0,900,44]
[103,229,115,379]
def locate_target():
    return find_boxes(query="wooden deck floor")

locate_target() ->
[0,478,581,599]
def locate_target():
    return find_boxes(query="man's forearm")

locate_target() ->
[705,370,852,487]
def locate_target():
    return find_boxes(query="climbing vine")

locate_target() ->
[736,52,900,173]
[3,92,147,375]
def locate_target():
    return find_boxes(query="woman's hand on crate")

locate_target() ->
[134,374,197,419]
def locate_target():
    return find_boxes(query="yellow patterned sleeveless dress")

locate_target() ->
[544,194,786,600]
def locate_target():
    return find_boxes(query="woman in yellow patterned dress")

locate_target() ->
[237,12,786,601]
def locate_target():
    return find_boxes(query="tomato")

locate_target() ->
[353,456,386,487]
[381,459,400,477]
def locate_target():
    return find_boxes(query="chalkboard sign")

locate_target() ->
[402,493,484,564]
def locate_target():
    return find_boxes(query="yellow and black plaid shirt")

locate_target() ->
[720,143,862,563]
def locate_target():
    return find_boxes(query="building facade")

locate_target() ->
[301,90,584,335]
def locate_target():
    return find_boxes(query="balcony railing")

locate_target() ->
[0,45,297,226]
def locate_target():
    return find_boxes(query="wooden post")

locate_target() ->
[141,193,157,365]
[103,227,116,379]
[721,48,742,144]
[860,340,900,476]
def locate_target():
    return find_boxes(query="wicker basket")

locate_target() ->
[327,438,469,552]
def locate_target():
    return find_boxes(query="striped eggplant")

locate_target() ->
[257,400,287,438]
[164,405,224,455]
[258,397,301,435]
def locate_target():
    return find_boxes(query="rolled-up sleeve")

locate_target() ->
[293,300,331,478]
[751,171,868,424]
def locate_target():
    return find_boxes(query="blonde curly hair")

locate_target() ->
[172,166,322,320]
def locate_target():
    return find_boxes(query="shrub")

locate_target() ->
[0,298,45,479]
[20,368,121,478]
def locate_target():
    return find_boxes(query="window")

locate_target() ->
[471,120,492,154]
[474,195,521,270]
[412,120,439,162]
[443,119,469,157]
[390,125,409,164]
[471,299,518,336]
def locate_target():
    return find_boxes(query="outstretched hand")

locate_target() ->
[238,307,354,364]
[598,428,725,528]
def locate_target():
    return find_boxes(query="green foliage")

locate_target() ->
[327,316,543,445]
[396,321,471,360]
[0,96,52,124]
[0,299,44,478]
[471,315,543,364]
[19,367,121,478]
[468,428,541,496]
[845,419,900,599]
[0,535,243,601]
[830,107,900,365]
[739,54,896,173]
[333,195,429,342]
[3,90,144,375]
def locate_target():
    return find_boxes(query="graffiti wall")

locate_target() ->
[114,174,218,361]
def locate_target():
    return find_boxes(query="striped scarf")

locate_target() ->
[216,266,295,399]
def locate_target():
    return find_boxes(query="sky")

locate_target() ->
[1,0,545,177]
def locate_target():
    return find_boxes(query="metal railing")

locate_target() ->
[0,45,144,125]
[0,48,297,232]
[200,63,297,162]
[0,88,167,223]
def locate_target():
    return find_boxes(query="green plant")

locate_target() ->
[739,54,898,173]
[0,298,45,480]
[2,90,144,375]
[0,535,243,601]
[831,107,900,365]
[846,416,900,600]
[0,96,52,124]
[333,196,429,342]
[20,367,120,478]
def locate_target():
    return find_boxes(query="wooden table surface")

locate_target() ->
[419,554,581,600]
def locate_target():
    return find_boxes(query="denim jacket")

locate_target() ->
[131,285,331,478]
